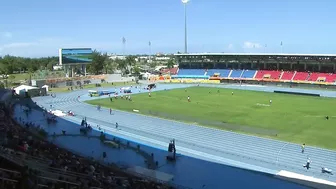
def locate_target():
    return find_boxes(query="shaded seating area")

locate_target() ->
[173,68,336,84]
[0,104,174,189]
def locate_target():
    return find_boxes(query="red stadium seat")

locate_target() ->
[160,67,178,75]
[280,71,295,81]
[255,70,281,80]
[292,72,309,81]
[308,72,336,83]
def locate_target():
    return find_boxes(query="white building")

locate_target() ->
[155,56,170,61]
[53,65,63,71]
[109,55,126,60]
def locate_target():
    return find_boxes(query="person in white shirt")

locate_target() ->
[187,96,190,102]
[303,158,311,169]
[322,167,333,175]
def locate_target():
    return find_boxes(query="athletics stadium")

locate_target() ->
[9,52,336,189]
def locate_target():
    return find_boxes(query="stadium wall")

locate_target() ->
[160,78,336,89]
[218,79,336,89]
[273,90,320,97]
[218,78,336,86]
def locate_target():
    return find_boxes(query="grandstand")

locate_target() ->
[0,90,172,189]
[173,53,336,85]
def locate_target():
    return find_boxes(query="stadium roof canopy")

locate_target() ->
[174,53,336,57]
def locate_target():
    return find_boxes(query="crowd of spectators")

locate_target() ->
[0,101,174,189]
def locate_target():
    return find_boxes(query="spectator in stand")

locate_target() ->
[0,104,171,189]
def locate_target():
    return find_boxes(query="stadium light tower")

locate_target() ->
[149,41,152,63]
[122,37,126,56]
[182,0,189,53]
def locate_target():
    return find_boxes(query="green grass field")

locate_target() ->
[86,87,336,149]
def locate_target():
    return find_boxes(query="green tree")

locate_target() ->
[116,58,127,74]
[125,56,136,73]
[0,81,4,89]
[47,62,54,71]
[0,55,58,74]
[149,61,157,69]
[103,58,118,74]
[125,56,136,67]
[133,66,141,76]
[87,50,106,74]
[167,59,175,68]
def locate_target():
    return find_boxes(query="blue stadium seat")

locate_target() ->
[207,69,231,77]
[178,69,205,75]
[241,70,256,79]
[230,70,243,78]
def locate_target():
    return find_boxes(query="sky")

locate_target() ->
[0,0,336,57]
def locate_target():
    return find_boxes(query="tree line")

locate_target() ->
[0,50,175,78]
[89,51,139,75]
[0,55,58,75]
[0,50,139,76]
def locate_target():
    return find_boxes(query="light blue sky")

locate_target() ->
[0,0,335,57]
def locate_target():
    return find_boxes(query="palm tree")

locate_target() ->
[133,66,141,76]
[167,59,175,69]
[116,58,127,74]
[125,56,136,73]
[103,58,117,74]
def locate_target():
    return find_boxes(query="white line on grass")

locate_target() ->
[256,103,270,107]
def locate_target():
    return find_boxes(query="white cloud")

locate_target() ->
[243,41,262,49]
[1,32,13,39]
[2,42,35,48]
[227,44,234,49]
[0,36,178,57]
[0,37,118,57]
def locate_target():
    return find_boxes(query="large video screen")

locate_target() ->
[60,48,93,65]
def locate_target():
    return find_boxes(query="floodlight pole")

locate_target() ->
[149,41,152,63]
[122,37,126,57]
[183,1,188,53]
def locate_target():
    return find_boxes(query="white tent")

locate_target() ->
[41,85,49,92]
[121,87,131,90]
[141,72,152,79]
[14,85,38,95]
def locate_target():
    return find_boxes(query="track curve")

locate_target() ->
[33,84,336,183]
